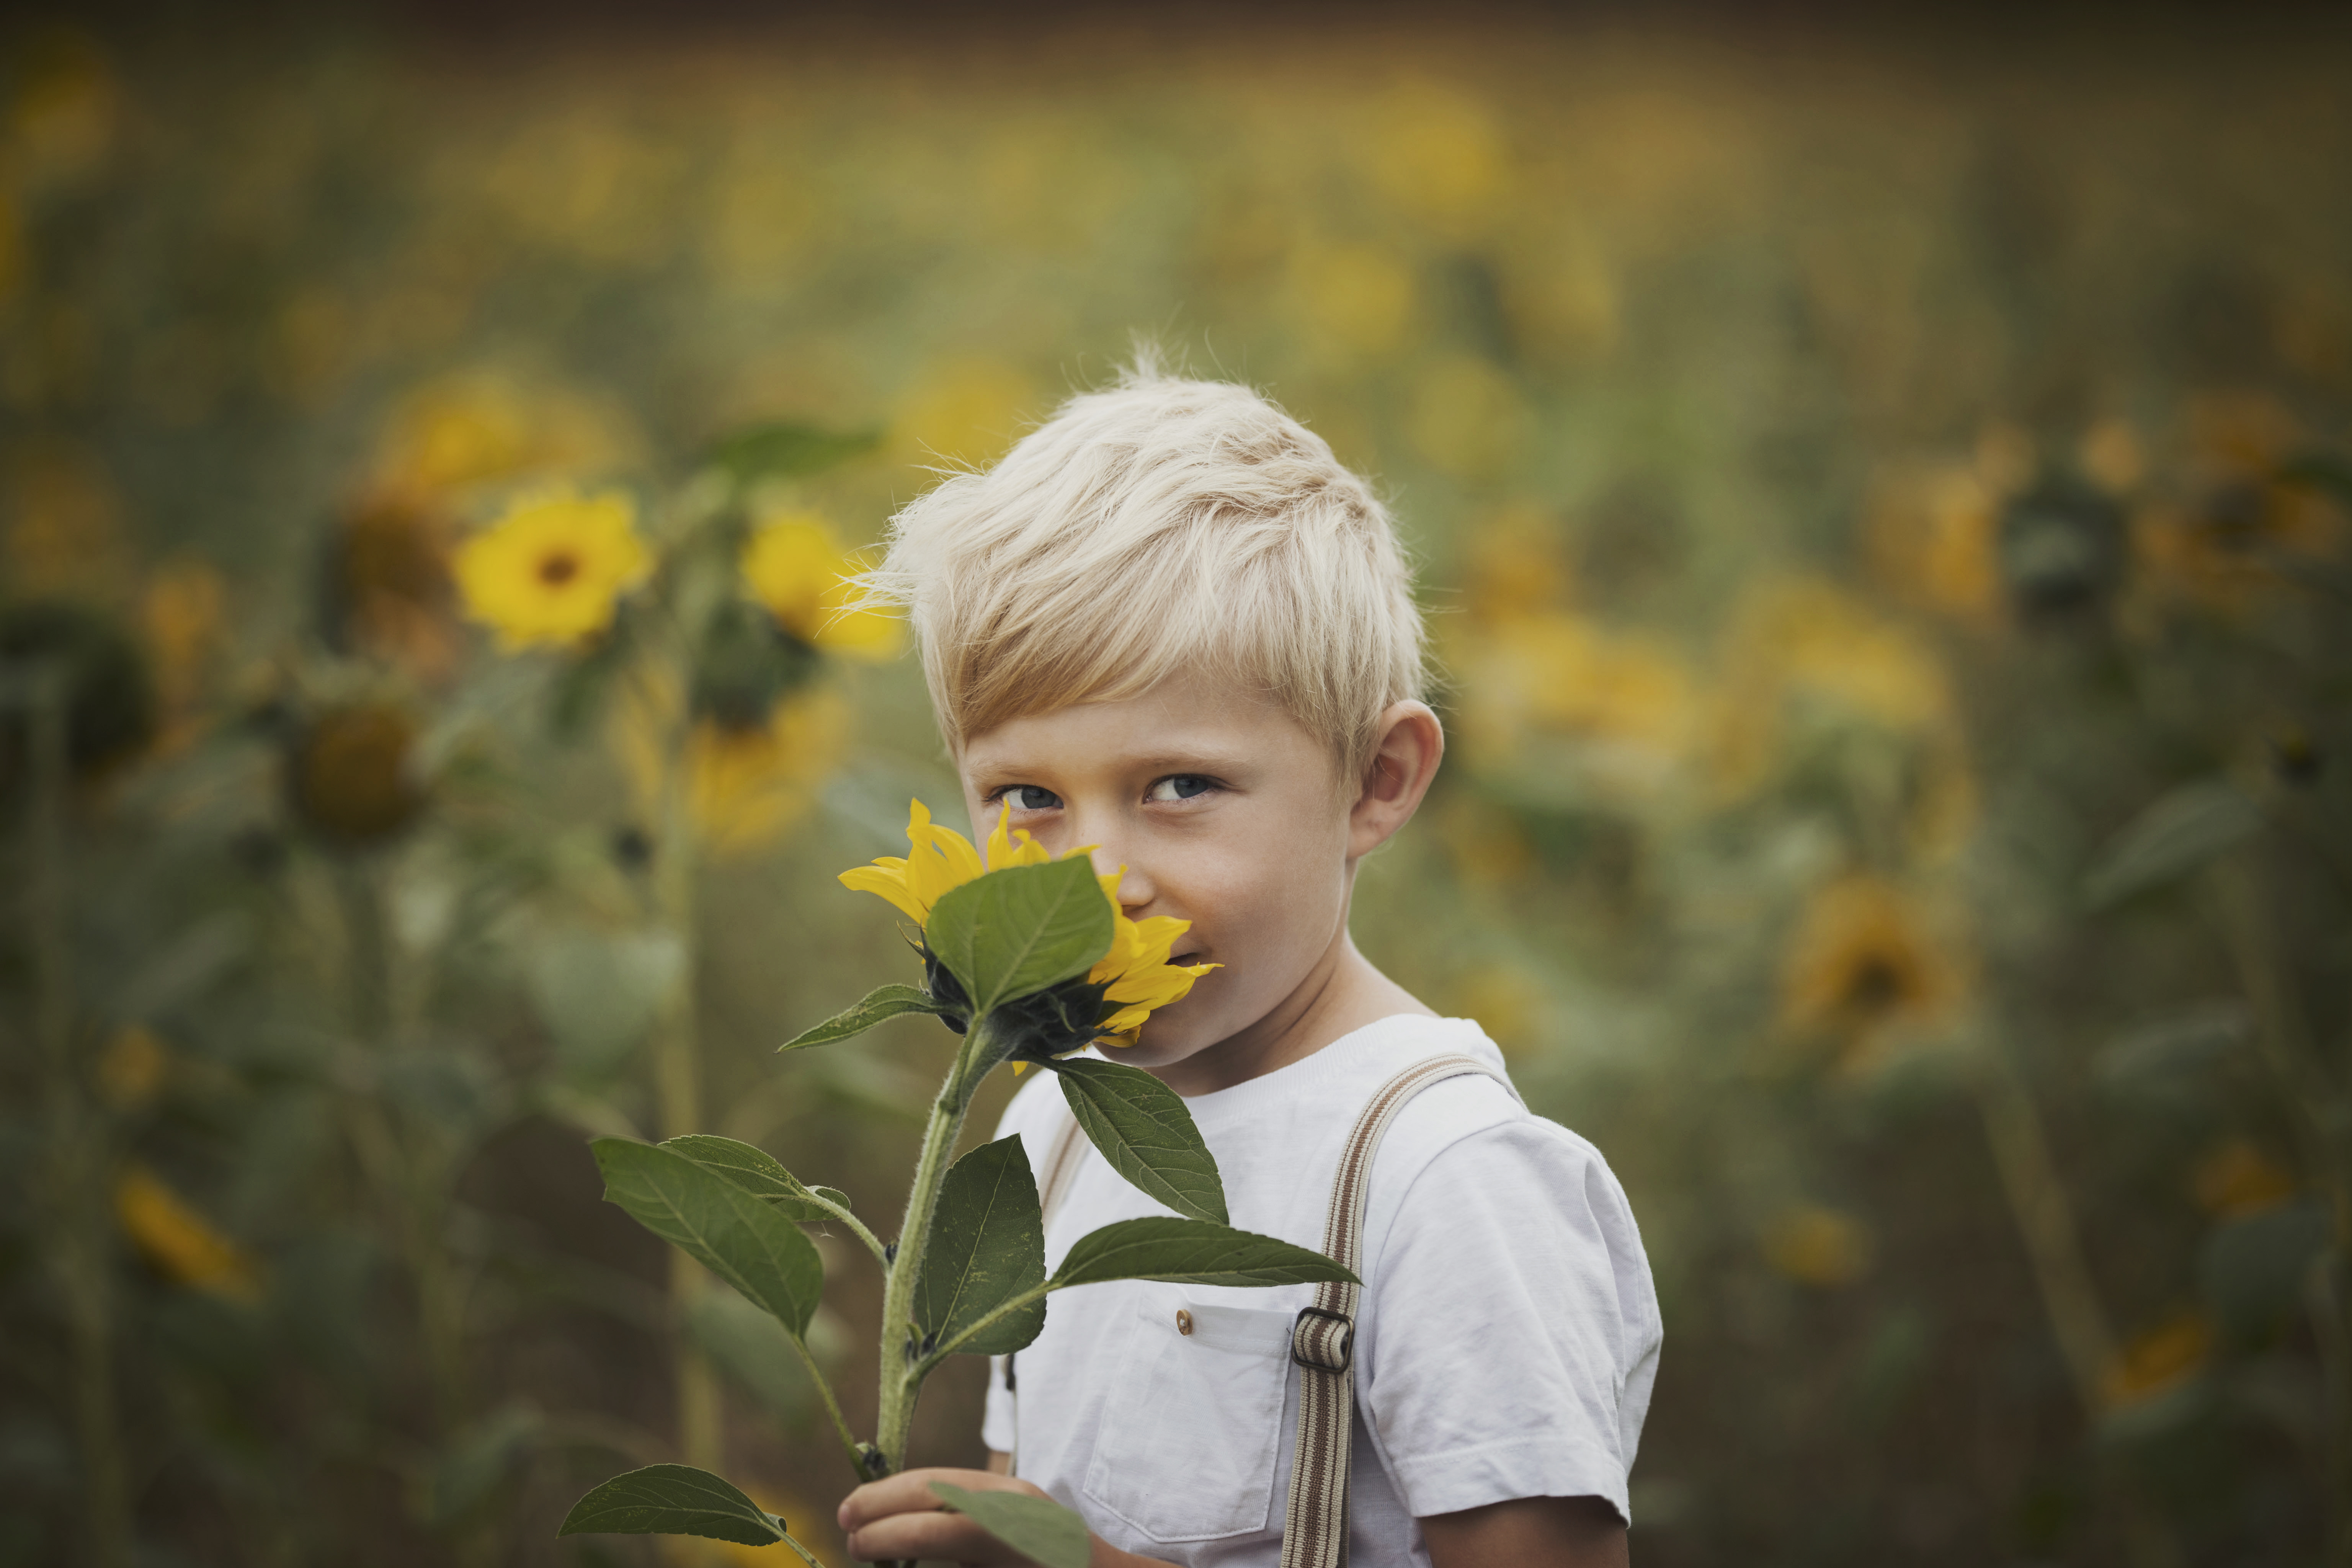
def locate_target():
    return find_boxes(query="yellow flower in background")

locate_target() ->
[1864,459,2001,624]
[97,1024,170,1110]
[374,372,634,498]
[2190,1139,2296,1218]
[1289,242,1417,361]
[2104,1311,2212,1408]
[685,686,849,857]
[1408,355,1527,479]
[1762,1204,1873,1288]
[741,513,900,659]
[141,558,226,735]
[1779,875,1966,1069]
[116,1165,263,1303]
[839,800,1215,1052]
[893,359,1036,468]
[455,487,648,650]
[1364,79,1510,241]
[2131,390,2348,614]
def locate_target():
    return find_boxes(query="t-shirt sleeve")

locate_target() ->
[1360,1119,1661,1526]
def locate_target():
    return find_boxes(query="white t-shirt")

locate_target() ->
[979,1014,1661,1568]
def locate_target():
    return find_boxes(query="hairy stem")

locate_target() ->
[871,1015,993,1475]
[787,1320,865,1476]
[806,1192,889,1268]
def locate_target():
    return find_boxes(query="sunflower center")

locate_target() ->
[1841,953,1909,1018]
[537,550,582,586]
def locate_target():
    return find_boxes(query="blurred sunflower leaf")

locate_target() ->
[686,1290,809,1426]
[529,928,684,1079]
[2082,779,2263,910]
[709,423,879,488]
[2198,1200,2327,1344]
[422,1403,540,1531]
[106,908,251,1024]
[2094,1003,2251,1093]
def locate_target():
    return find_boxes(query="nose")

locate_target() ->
[1086,844,1154,910]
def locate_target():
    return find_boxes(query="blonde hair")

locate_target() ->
[866,359,1426,782]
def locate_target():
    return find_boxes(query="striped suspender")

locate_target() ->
[1279,1054,1508,1568]
[1010,1048,1509,1562]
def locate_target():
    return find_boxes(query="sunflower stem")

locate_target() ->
[872,1012,994,1475]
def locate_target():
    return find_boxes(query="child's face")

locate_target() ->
[956,671,1375,1079]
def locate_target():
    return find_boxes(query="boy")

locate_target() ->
[838,363,1660,1568]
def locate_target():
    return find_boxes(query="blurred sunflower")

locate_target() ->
[1779,875,1966,1069]
[2190,1138,2296,1218]
[455,487,648,651]
[684,686,849,856]
[839,800,1215,1060]
[740,512,900,659]
[1708,578,1957,800]
[1761,1203,1873,1288]
[2103,1310,2212,1408]
[96,1024,169,1110]
[116,1164,263,1303]
[285,701,426,849]
[374,372,633,498]
[2131,391,2348,614]
[0,599,157,792]
[329,488,460,679]
[140,559,225,735]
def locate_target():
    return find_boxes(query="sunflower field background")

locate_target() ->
[4,8,2350,1566]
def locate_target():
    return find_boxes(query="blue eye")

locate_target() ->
[1008,785,1061,811]
[1146,774,1215,803]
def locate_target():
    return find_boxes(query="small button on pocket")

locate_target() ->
[1176,1309,1194,1336]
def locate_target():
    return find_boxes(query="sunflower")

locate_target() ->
[453,487,649,650]
[1778,874,1966,1070]
[740,511,900,660]
[116,1164,263,1303]
[839,799,1215,1058]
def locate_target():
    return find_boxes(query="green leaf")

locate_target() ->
[711,422,880,485]
[424,1403,540,1529]
[593,1140,824,1338]
[2083,779,2264,910]
[558,1463,786,1546]
[2199,1200,2328,1343]
[660,1134,846,1223]
[780,984,955,1052]
[531,928,684,1078]
[1044,1057,1228,1223]
[929,1481,1091,1568]
[923,858,1113,1019]
[1052,1217,1356,1291]
[918,1136,1047,1357]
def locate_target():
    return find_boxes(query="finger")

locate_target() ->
[845,1508,1009,1565]
[838,1467,1008,1531]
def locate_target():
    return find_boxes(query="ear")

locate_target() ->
[1347,701,1444,860]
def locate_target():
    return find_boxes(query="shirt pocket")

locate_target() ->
[1081,1295,1298,1544]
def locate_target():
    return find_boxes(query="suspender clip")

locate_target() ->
[1291,1305,1355,1374]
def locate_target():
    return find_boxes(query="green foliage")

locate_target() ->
[917,1135,1047,1356]
[710,422,882,486]
[929,1482,1092,1568]
[779,983,959,1050]
[2199,1202,2328,1344]
[592,1139,824,1338]
[661,1133,854,1222]
[1051,1217,1357,1290]
[2082,779,2265,908]
[1044,1056,1230,1223]
[923,858,1113,1020]
[557,1464,790,1547]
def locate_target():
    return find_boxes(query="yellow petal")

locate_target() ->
[985,802,1013,870]
[928,820,984,886]
[840,864,927,925]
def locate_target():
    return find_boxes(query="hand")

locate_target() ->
[836,1467,1062,1567]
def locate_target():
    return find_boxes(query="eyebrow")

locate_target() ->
[969,749,1256,784]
